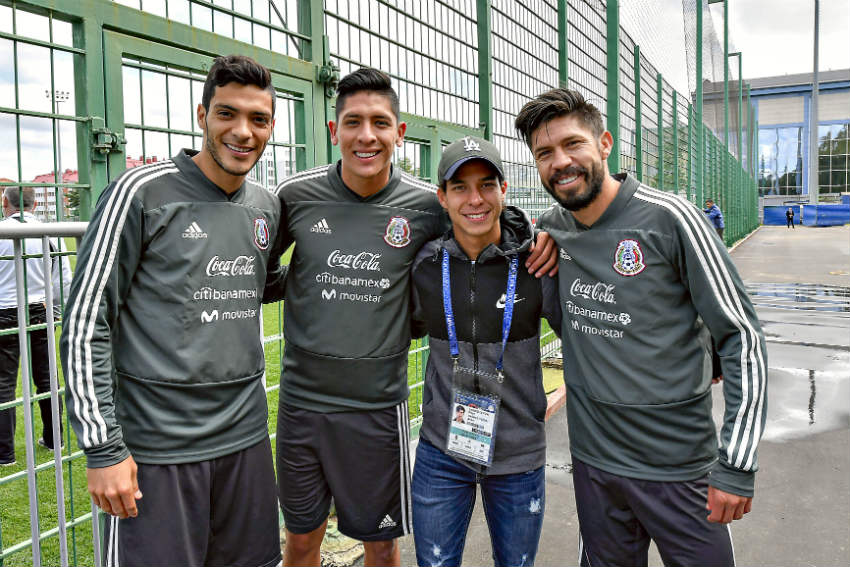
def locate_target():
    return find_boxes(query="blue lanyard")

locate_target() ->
[441,248,518,374]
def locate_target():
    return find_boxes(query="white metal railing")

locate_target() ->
[0,222,86,567]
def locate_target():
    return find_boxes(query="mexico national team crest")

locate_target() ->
[612,239,645,276]
[253,217,270,250]
[384,216,411,248]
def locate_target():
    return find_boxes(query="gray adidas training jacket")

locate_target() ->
[273,162,446,412]
[60,150,286,468]
[536,173,767,497]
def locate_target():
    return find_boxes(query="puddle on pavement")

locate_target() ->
[744,283,850,441]
[761,366,849,442]
[746,282,850,313]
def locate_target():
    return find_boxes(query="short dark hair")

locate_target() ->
[201,55,275,115]
[335,68,400,120]
[4,186,35,211]
[514,88,604,149]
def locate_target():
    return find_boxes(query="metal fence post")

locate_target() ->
[41,236,69,567]
[477,0,493,140]
[673,90,679,195]
[558,0,568,88]
[305,0,329,165]
[696,0,705,209]
[634,46,643,182]
[13,240,42,567]
[606,0,620,173]
[657,73,663,190]
[74,17,109,219]
[686,103,694,202]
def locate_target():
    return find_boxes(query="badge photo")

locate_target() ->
[383,216,411,248]
[254,217,270,250]
[612,238,645,276]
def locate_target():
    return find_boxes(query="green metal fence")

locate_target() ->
[0,0,759,565]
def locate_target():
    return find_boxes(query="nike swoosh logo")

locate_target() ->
[496,295,525,309]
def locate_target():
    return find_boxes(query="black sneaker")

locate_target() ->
[38,438,64,451]
[0,459,15,467]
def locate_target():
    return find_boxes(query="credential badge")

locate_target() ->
[612,238,645,276]
[254,217,270,250]
[384,216,412,248]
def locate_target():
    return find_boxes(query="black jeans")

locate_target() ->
[0,304,63,461]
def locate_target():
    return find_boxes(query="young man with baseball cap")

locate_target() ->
[409,136,561,567]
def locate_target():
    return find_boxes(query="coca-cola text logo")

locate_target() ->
[326,249,382,271]
[569,278,616,304]
[206,255,256,277]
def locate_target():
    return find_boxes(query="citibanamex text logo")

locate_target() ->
[569,278,617,304]
[206,255,256,277]
[326,249,382,271]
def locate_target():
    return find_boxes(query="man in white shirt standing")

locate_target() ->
[0,186,72,466]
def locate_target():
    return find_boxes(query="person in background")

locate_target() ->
[786,207,795,229]
[704,198,725,241]
[0,186,72,466]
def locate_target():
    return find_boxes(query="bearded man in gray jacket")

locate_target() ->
[518,88,767,566]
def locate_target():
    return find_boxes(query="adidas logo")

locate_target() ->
[182,221,208,239]
[310,218,332,234]
[378,514,397,529]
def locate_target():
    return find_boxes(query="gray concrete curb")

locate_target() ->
[727,225,762,253]
[544,384,566,421]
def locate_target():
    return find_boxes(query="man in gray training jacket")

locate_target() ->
[60,55,286,567]
[272,69,557,567]
[517,88,767,566]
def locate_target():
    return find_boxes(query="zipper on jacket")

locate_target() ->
[470,259,479,391]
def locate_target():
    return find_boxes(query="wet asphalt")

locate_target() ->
[397,225,850,566]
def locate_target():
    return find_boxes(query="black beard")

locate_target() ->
[543,163,604,211]
[204,116,264,177]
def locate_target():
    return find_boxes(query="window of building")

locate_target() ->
[758,126,803,196]
[818,122,849,194]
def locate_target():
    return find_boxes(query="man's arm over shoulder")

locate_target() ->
[409,240,440,340]
[60,180,145,469]
[673,200,768,498]
[262,193,293,304]
[540,274,562,339]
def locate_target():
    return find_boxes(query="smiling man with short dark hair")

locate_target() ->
[61,54,286,567]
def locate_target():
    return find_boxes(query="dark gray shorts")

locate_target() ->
[573,458,735,567]
[101,438,281,567]
[276,400,412,541]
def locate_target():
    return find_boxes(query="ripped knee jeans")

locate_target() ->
[412,439,545,567]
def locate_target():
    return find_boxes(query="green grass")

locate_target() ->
[0,245,560,565]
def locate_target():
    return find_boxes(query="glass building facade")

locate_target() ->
[751,71,850,198]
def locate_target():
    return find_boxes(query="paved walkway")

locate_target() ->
[397,225,850,566]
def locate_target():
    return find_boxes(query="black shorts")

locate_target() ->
[573,458,735,567]
[276,401,412,541]
[101,438,281,567]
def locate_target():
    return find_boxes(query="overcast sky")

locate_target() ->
[727,0,850,79]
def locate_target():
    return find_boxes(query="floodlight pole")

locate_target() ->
[809,0,820,204]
